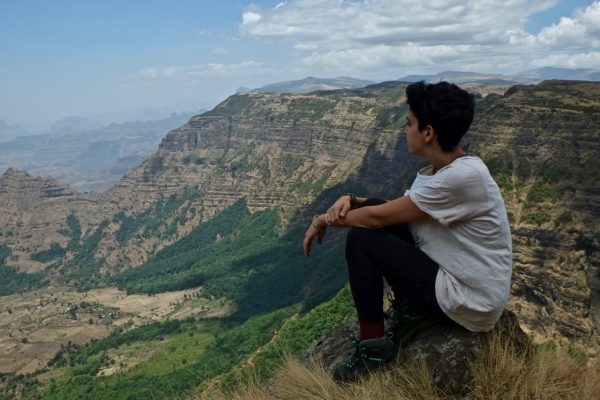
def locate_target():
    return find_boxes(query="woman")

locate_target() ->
[303,81,512,381]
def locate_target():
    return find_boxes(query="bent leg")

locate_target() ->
[345,227,444,324]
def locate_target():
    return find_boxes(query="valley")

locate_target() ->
[0,285,229,375]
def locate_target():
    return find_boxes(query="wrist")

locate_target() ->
[342,193,357,208]
[312,214,326,231]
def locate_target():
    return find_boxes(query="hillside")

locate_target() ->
[0,80,599,398]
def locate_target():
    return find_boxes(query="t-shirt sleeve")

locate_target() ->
[409,166,488,226]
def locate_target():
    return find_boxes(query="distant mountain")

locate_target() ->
[514,67,600,82]
[244,76,375,93]
[398,71,525,85]
[84,102,209,126]
[0,112,196,192]
[49,116,104,135]
[399,67,600,85]
[0,119,33,143]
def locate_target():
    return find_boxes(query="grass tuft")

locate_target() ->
[207,331,600,400]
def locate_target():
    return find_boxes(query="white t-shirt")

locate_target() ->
[407,156,512,332]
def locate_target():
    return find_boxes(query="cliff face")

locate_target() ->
[96,89,409,269]
[466,80,600,350]
[0,80,598,353]
[0,168,106,272]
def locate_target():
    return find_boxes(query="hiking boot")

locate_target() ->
[333,336,395,382]
[385,294,438,347]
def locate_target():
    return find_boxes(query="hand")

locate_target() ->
[326,195,352,226]
[303,217,327,257]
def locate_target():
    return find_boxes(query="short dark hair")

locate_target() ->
[405,81,474,152]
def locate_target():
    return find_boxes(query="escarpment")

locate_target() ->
[466,80,600,352]
[0,168,107,272]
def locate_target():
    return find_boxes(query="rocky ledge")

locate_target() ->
[301,310,530,397]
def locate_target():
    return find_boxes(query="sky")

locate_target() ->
[0,0,598,130]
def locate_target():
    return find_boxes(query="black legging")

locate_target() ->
[345,198,447,323]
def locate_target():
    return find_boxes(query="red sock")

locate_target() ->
[359,320,384,340]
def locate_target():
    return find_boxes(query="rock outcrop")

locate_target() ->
[302,310,530,397]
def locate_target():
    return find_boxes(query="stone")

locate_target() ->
[301,310,530,397]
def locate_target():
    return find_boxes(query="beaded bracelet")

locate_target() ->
[312,214,325,231]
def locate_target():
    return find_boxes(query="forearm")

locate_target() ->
[344,194,387,210]
[314,206,384,230]
[316,195,427,230]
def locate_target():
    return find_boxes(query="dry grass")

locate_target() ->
[202,357,441,400]
[202,333,600,400]
[468,333,600,400]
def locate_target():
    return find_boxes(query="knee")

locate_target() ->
[346,227,376,249]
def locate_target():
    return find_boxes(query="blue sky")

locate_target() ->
[0,0,598,129]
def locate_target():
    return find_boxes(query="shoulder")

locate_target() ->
[441,157,490,185]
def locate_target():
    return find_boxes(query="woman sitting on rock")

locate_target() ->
[303,81,513,381]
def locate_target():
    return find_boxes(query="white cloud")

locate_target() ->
[139,66,178,79]
[239,0,600,74]
[242,12,262,24]
[535,1,600,46]
[213,47,229,55]
[531,51,600,69]
[132,61,269,83]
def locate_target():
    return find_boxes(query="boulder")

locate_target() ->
[301,309,530,397]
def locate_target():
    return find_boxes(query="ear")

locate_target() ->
[423,125,436,143]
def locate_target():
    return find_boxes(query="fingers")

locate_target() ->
[304,226,327,257]
[303,233,312,257]
[340,200,351,218]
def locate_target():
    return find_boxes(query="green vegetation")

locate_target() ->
[203,94,255,117]
[521,209,551,226]
[280,153,304,178]
[28,309,294,400]
[22,287,354,400]
[220,286,356,391]
[31,242,66,263]
[485,156,515,190]
[525,181,558,205]
[286,97,338,120]
[0,244,9,264]
[556,210,573,225]
[59,220,109,289]
[520,181,560,226]
[112,196,347,321]
[49,319,207,368]
[376,104,407,129]
[182,154,205,165]
[0,244,44,296]
[57,214,82,251]
[112,198,252,294]
[113,186,200,243]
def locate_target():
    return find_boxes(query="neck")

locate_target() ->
[429,148,466,174]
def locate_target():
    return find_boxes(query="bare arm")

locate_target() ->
[304,195,429,257]
[323,195,428,229]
